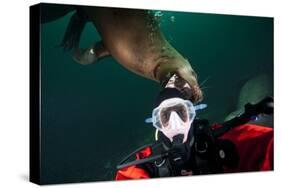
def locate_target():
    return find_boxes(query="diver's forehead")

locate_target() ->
[159,97,185,107]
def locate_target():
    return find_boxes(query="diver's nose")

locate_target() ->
[169,111,182,129]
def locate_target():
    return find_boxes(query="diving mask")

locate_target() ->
[152,98,196,143]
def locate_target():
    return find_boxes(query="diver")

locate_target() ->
[115,74,273,179]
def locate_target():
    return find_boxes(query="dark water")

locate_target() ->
[40,5,273,184]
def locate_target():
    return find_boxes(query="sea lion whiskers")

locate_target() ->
[200,86,212,91]
[199,76,211,88]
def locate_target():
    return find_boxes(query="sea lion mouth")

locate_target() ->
[178,80,203,103]
[153,62,164,83]
[189,84,203,103]
[153,59,203,103]
[172,74,197,102]
[159,71,203,103]
[153,62,177,87]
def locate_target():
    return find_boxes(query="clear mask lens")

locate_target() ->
[146,99,207,142]
[160,104,188,128]
[152,98,196,131]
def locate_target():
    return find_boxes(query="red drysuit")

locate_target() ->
[115,123,273,180]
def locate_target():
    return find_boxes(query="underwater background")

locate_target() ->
[40,4,273,184]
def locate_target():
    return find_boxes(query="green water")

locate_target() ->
[40,5,273,184]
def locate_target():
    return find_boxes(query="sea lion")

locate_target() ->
[225,74,273,127]
[41,4,203,103]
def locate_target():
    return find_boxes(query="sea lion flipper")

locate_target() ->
[72,41,111,65]
[60,7,88,50]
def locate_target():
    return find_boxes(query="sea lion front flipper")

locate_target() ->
[60,7,88,50]
[72,41,111,65]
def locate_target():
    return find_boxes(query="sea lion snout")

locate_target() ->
[174,73,203,104]
[156,58,203,103]
[190,84,203,103]
[177,67,203,103]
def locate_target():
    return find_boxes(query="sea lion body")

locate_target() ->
[42,5,202,102]
[83,7,202,101]
[225,74,273,127]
